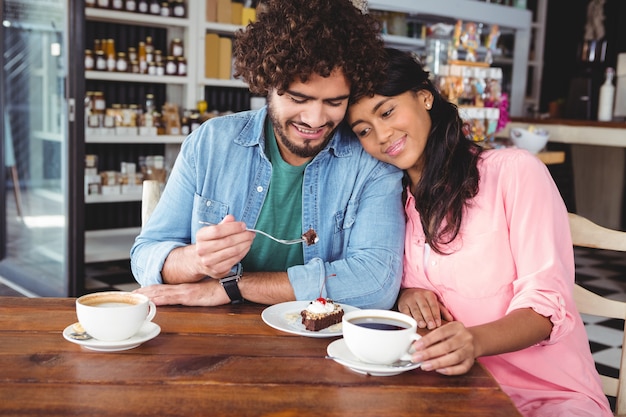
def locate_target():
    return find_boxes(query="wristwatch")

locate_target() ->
[220,264,244,304]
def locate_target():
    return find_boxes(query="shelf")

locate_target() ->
[85,134,186,144]
[85,227,140,263]
[204,21,244,35]
[369,0,533,117]
[85,71,189,84]
[200,78,248,88]
[85,193,141,204]
[86,8,190,28]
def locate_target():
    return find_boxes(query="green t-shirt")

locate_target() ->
[241,121,307,271]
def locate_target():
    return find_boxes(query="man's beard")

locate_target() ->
[267,100,335,159]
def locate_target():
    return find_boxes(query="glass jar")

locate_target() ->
[138,41,147,73]
[160,2,170,16]
[125,0,136,12]
[93,91,106,114]
[165,56,177,75]
[105,38,116,72]
[177,57,187,76]
[156,62,165,76]
[111,0,124,10]
[97,0,110,8]
[116,52,128,72]
[137,0,148,13]
[130,60,140,73]
[84,49,95,70]
[86,0,97,8]
[145,94,155,114]
[95,50,107,71]
[149,0,160,14]
[128,46,137,63]
[145,36,154,63]
[170,38,183,57]
[173,0,185,17]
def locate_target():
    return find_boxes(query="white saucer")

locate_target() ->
[62,322,161,352]
[261,301,360,338]
[326,339,421,376]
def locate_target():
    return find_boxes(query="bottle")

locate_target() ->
[598,67,615,122]
[137,0,149,13]
[145,36,154,63]
[138,41,147,73]
[173,0,185,17]
[170,38,183,57]
[125,0,136,11]
[149,0,161,14]
[84,50,95,71]
[105,38,116,72]
[115,52,128,72]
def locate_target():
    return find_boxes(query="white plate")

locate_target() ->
[261,300,360,338]
[62,321,161,352]
[326,338,421,376]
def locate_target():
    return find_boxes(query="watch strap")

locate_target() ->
[220,264,244,304]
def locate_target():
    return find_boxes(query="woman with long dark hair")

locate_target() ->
[347,48,611,417]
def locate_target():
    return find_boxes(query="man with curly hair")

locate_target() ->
[131,0,405,308]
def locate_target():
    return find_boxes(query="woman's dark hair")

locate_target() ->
[233,0,386,98]
[377,48,483,254]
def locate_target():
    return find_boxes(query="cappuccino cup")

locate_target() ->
[342,309,421,365]
[76,291,156,341]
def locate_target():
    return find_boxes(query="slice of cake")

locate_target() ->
[300,297,344,331]
[301,228,319,246]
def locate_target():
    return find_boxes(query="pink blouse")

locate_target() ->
[403,148,612,417]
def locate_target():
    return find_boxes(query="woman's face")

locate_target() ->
[347,90,433,182]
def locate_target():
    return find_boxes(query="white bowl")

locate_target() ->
[509,126,550,154]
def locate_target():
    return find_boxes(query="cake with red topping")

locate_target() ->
[300,297,344,331]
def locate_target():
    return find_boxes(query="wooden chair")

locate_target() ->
[569,212,626,415]
[141,180,162,228]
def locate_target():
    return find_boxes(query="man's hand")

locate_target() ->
[194,214,255,278]
[161,214,254,284]
[134,279,230,306]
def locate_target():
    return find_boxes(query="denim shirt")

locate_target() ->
[130,107,405,309]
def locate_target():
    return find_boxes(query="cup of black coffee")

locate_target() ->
[342,309,420,365]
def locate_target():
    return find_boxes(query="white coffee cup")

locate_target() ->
[76,291,157,341]
[342,309,421,365]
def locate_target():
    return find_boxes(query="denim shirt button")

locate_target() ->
[256,186,263,192]
[205,201,211,207]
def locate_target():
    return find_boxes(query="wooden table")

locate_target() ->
[0,297,522,417]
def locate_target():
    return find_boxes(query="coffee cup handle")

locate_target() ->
[145,300,157,322]
[399,333,422,362]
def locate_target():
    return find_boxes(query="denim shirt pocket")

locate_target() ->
[193,193,230,227]
[332,198,358,254]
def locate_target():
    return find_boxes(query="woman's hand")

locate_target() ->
[398,288,454,329]
[411,321,477,375]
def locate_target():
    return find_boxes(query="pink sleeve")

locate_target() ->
[502,151,576,344]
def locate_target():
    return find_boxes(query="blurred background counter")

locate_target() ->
[504,119,626,230]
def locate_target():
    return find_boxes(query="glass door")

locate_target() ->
[1,0,84,296]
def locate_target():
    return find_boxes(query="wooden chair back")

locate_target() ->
[569,212,626,415]
[141,180,162,228]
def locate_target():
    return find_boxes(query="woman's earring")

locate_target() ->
[425,102,432,110]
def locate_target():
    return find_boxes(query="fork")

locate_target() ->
[198,221,305,245]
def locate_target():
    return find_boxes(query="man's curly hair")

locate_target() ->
[233,0,386,100]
